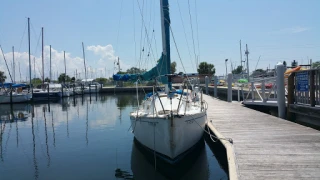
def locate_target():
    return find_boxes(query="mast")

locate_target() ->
[33,57,35,80]
[12,46,15,83]
[160,0,171,89]
[28,18,32,88]
[82,42,87,82]
[50,45,52,82]
[19,62,22,83]
[42,27,44,85]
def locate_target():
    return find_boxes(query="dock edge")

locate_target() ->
[207,122,239,180]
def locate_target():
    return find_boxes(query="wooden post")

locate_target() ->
[214,76,218,98]
[205,76,209,95]
[61,85,64,98]
[310,70,315,107]
[227,73,232,102]
[261,80,266,103]
[73,84,75,96]
[10,84,13,104]
[251,81,254,102]
[276,64,286,119]
[81,84,84,95]
[287,73,295,121]
[47,84,50,101]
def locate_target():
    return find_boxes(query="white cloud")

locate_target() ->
[0,44,123,82]
[87,44,131,72]
[271,26,310,34]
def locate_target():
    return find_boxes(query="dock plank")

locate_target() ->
[203,95,320,180]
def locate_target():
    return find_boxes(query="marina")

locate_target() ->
[0,0,319,179]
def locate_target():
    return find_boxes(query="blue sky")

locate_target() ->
[0,0,319,81]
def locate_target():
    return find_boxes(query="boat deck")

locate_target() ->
[203,94,320,180]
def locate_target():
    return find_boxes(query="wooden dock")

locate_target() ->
[203,94,320,180]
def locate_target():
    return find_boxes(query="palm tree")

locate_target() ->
[0,71,7,84]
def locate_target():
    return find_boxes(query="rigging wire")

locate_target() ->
[115,0,124,54]
[176,0,194,71]
[135,0,158,72]
[133,0,137,69]
[0,45,13,82]
[194,0,201,66]
[187,0,199,69]
[169,26,190,81]
[17,21,28,53]
[138,0,145,70]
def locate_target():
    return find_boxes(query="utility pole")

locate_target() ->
[240,40,242,68]
[12,46,15,83]
[245,44,250,82]
[225,59,228,77]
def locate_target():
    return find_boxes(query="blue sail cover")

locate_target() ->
[113,54,169,84]
[0,83,26,88]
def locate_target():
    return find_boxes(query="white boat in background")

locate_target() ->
[80,79,102,94]
[0,92,32,104]
[113,0,208,163]
[0,83,32,103]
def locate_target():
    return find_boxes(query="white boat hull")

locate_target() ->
[130,111,206,161]
[0,93,32,104]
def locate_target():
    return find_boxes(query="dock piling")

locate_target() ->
[47,84,50,101]
[205,76,209,95]
[10,84,13,104]
[227,73,232,102]
[276,64,286,118]
[214,76,218,98]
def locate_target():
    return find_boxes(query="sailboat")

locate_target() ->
[0,46,32,104]
[113,0,207,163]
[32,27,61,100]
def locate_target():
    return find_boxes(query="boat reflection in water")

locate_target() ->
[0,104,30,122]
[130,138,209,180]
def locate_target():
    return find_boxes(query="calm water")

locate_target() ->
[0,94,227,180]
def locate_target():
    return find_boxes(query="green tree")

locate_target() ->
[45,77,50,82]
[117,71,126,74]
[312,61,320,69]
[58,73,71,83]
[252,69,266,77]
[197,62,215,75]
[126,67,146,74]
[31,78,42,84]
[0,71,7,83]
[171,61,177,74]
[232,65,243,74]
[95,77,107,84]
[178,72,184,75]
